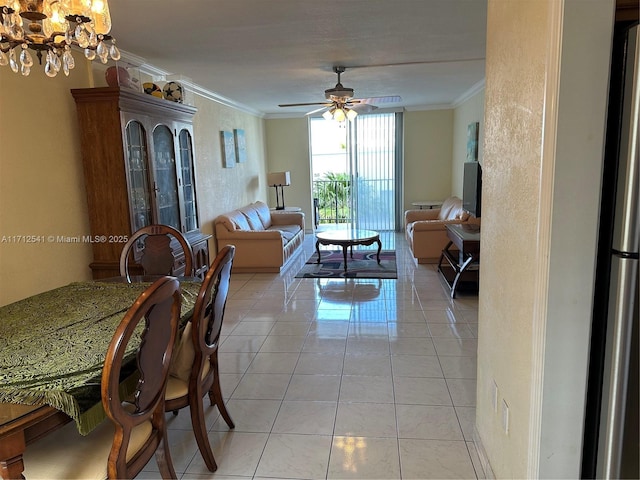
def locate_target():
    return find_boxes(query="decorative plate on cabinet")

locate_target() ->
[105,66,131,88]
[163,81,183,103]
[143,82,163,98]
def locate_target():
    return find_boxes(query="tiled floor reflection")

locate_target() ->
[145,232,483,479]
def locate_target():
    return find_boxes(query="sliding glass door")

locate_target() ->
[310,112,403,231]
[351,112,403,231]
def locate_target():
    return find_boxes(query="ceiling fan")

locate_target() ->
[278,66,401,121]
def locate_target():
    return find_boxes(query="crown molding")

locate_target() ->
[264,112,310,120]
[452,79,486,107]
[404,103,453,112]
[176,79,264,116]
[118,49,264,117]
[117,47,483,118]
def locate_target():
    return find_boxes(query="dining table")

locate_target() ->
[0,279,201,480]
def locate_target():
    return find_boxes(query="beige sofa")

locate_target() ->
[214,201,305,272]
[404,196,480,264]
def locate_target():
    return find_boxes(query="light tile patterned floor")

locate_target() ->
[141,232,483,479]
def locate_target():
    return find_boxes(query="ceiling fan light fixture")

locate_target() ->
[322,104,357,123]
[279,65,397,119]
[333,107,346,122]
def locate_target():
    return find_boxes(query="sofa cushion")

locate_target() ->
[224,210,251,231]
[438,196,467,221]
[239,204,265,230]
[252,201,273,229]
[266,224,301,242]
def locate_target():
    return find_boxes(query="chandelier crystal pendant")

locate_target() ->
[0,0,120,77]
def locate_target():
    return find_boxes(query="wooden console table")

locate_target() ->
[437,224,480,298]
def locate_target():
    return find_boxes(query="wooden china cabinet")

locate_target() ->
[71,87,211,279]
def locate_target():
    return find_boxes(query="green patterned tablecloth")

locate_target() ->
[0,280,199,434]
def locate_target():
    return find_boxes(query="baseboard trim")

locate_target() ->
[474,427,496,479]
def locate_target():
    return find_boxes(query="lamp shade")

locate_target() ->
[267,171,291,186]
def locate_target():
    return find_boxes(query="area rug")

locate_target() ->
[295,250,397,279]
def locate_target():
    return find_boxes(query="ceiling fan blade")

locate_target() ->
[305,106,329,116]
[278,101,332,107]
[280,68,401,112]
[345,58,485,69]
[351,103,379,114]
[355,96,402,105]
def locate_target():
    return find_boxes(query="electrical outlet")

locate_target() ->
[501,399,509,434]
[492,380,498,412]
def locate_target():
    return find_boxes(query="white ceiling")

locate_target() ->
[107,0,487,117]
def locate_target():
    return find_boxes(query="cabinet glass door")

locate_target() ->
[178,129,198,232]
[152,125,180,230]
[125,120,152,232]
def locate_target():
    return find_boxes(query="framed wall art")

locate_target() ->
[234,128,247,163]
[466,122,479,162]
[220,130,235,168]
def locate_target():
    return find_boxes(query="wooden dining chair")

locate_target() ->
[119,224,194,282]
[164,244,236,472]
[23,276,182,480]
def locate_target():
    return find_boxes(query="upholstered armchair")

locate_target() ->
[404,196,480,263]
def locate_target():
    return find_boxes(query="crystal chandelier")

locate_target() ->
[0,0,120,77]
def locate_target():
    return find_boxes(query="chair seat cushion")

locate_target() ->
[166,362,211,401]
[167,318,213,399]
[169,322,195,381]
[23,410,152,480]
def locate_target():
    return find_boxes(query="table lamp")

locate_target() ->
[267,171,291,210]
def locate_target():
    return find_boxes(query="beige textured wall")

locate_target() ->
[403,110,453,210]
[264,118,312,226]
[191,98,268,247]
[476,1,552,477]
[477,0,614,477]
[0,65,94,306]
[452,90,485,197]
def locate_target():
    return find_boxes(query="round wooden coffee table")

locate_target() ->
[315,229,382,273]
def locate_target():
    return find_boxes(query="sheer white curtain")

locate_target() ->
[351,112,403,231]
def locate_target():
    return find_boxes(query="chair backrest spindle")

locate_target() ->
[119,224,194,282]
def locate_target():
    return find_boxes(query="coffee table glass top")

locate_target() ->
[315,229,379,243]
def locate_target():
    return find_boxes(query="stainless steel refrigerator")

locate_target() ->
[582,20,639,480]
